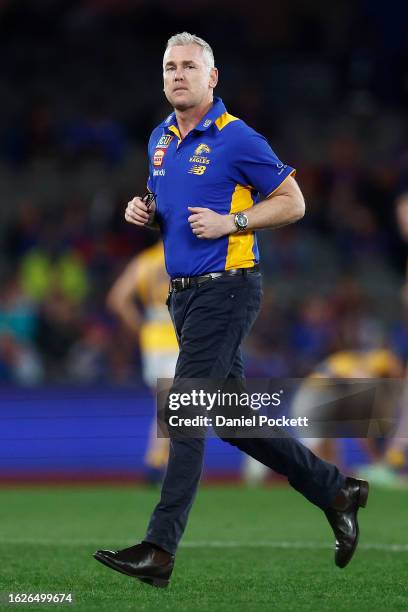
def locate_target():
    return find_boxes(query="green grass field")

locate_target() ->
[0,484,407,611]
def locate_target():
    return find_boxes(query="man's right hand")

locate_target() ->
[125,196,156,227]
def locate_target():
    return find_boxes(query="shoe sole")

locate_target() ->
[93,552,170,588]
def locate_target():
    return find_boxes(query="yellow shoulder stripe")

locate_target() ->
[215,112,239,131]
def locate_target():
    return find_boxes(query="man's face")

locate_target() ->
[163,44,218,111]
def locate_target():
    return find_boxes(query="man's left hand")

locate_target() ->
[188,207,236,239]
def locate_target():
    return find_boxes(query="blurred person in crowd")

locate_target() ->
[290,295,336,374]
[20,243,89,304]
[0,273,38,343]
[106,239,178,483]
[0,332,43,386]
[4,200,41,262]
[67,321,112,384]
[35,288,82,381]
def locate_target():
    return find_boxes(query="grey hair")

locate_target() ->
[165,32,215,69]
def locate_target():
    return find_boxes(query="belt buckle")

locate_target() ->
[174,277,190,291]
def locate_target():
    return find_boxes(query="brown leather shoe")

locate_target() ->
[325,477,369,568]
[93,541,174,588]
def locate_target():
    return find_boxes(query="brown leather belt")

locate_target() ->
[170,265,260,292]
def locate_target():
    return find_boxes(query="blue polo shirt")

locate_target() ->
[147,97,295,279]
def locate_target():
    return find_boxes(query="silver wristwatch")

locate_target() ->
[234,212,249,232]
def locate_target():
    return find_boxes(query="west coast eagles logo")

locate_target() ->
[194,143,211,155]
[188,143,211,174]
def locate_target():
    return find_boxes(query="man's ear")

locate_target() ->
[209,67,218,89]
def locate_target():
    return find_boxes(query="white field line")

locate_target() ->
[1,538,408,552]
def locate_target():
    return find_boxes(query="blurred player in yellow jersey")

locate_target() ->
[244,348,403,485]
[107,239,179,482]
[290,348,404,485]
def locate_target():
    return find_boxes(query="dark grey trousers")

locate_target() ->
[145,273,345,554]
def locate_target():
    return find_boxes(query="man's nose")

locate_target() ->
[174,67,185,80]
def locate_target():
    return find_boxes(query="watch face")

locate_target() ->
[236,213,248,229]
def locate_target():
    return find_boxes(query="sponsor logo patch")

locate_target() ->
[153,149,165,166]
[152,134,174,167]
[188,165,207,175]
[157,134,174,149]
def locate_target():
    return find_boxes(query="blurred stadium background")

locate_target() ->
[0,2,408,607]
[1,0,407,482]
